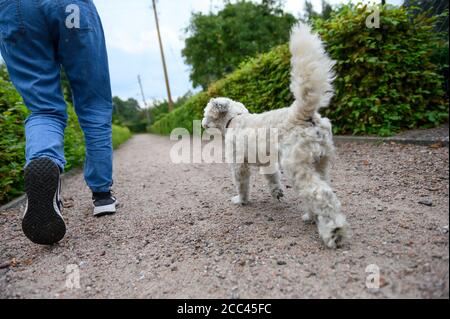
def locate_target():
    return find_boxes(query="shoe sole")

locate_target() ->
[94,211,116,217]
[22,158,66,245]
[93,202,116,217]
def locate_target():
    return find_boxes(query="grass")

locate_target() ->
[112,124,132,149]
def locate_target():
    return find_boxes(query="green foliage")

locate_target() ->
[0,64,132,204]
[150,92,210,135]
[182,0,297,89]
[112,97,148,133]
[314,4,448,135]
[63,105,85,171]
[0,67,27,203]
[152,4,448,137]
[147,92,192,127]
[404,0,449,35]
[403,0,449,98]
[303,0,334,21]
[112,124,132,149]
[60,69,73,103]
[111,94,194,134]
[211,45,292,113]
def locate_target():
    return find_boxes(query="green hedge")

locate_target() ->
[315,4,448,135]
[150,92,210,135]
[0,74,27,203]
[151,4,448,136]
[0,71,132,204]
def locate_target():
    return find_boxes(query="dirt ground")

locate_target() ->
[0,134,448,299]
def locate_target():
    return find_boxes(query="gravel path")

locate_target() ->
[0,134,448,299]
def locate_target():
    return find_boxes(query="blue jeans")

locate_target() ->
[0,0,113,193]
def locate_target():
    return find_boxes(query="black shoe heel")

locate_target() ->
[22,158,66,245]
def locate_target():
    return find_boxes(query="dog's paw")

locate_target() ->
[231,195,248,205]
[323,227,347,249]
[302,212,314,223]
[271,188,284,201]
[317,214,349,249]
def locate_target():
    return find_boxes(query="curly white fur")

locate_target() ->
[202,23,348,249]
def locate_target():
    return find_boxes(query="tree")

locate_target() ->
[182,1,296,89]
[112,97,146,132]
[302,0,333,22]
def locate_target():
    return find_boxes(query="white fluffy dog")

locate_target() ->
[201,23,348,248]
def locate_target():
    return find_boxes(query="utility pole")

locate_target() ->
[137,74,148,108]
[152,0,174,112]
[137,74,151,124]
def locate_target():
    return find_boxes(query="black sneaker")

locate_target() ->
[92,191,117,217]
[22,157,66,245]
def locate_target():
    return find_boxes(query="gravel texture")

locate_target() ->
[0,134,448,299]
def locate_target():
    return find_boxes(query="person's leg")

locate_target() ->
[0,0,68,170]
[0,0,68,244]
[52,0,113,195]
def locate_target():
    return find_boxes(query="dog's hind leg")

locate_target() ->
[315,155,331,182]
[261,165,284,201]
[231,163,250,205]
[284,161,348,248]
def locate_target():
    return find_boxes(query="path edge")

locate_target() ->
[334,135,449,147]
[0,168,83,212]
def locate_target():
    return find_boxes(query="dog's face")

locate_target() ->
[202,97,248,131]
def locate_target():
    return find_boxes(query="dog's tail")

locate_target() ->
[289,23,335,123]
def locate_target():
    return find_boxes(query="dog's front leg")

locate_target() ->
[261,165,284,201]
[231,163,250,205]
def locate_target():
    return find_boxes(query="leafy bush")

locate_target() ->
[63,105,85,172]
[112,124,132,149]
[0,66,132,204]
[151,4,448,137]
[147,92,193,129]
[315,4,448,135]
[0,73,27,203]
[150,92,210,135]
[112,97,148,133]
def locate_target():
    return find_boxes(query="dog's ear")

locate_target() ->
[212,99,229,113]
